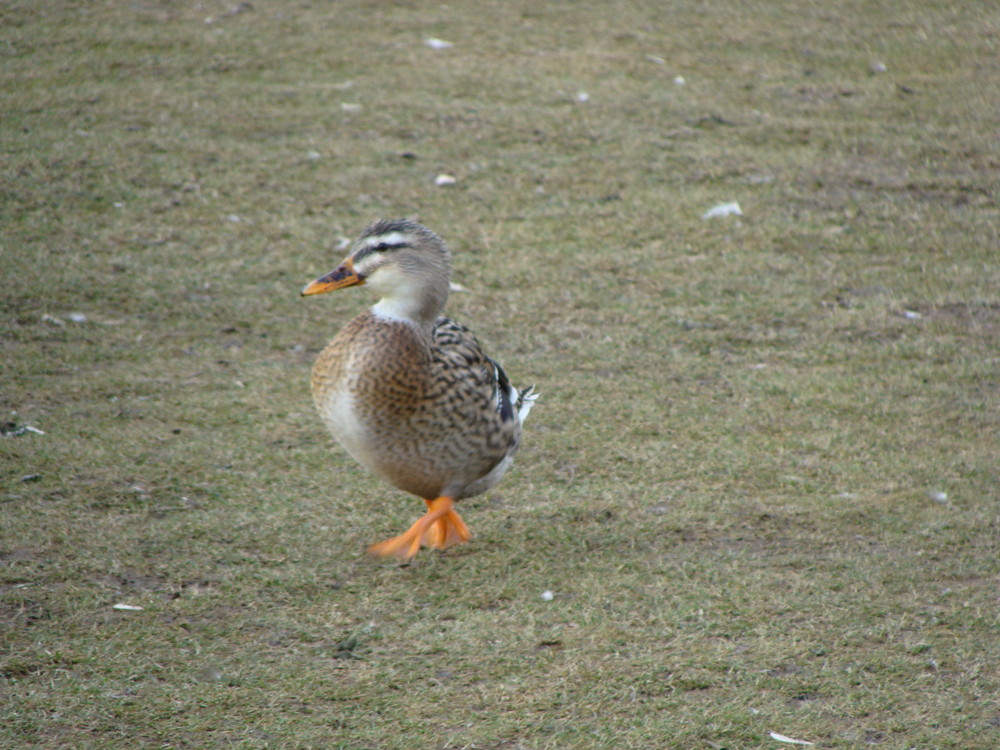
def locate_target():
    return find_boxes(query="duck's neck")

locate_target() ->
[364,260,451,329]
[371,282,448,329]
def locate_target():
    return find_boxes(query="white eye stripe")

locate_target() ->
[360,232,409,251]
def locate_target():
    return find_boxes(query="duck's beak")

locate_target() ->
[301,257,365,296]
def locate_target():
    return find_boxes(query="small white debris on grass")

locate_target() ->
[341,102,362,112]
[3,425,45,437]
[645,55,666,65]
[448,281,469,292]
[41,313,66,326]
[306,150,322,160]
[902,310,922,319]
[575,91,590,103]
[113,603,144,611]
[425,37,453,49]
[68,312,87,323]
[871,61,888,74]
[226,214,242,223]
[702,201,742,219]
[927,490,948,504]
[541,590,554,601]
[769,731,814,745]
[673,75,686,85]
[434,174,457,187]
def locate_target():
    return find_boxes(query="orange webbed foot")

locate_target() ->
[367,496,471,561]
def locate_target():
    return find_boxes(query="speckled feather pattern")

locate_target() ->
[311,310,526,501]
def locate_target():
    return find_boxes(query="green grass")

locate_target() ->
[3,1,999,748]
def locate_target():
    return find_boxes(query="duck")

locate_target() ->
[301,219,537,561]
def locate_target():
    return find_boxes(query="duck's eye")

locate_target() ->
[355,232,410,262]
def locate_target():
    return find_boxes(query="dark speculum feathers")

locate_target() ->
[493,360,515,422]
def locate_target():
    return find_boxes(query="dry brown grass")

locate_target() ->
[3,1,999,747]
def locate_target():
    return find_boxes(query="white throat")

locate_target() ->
[372,296,421,323]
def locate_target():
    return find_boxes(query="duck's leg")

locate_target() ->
[419,497,471,550]
[367,496,471,561]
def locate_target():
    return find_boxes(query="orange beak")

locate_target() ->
[301,257,364,296]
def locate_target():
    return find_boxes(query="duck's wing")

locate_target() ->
[431,317,535,427]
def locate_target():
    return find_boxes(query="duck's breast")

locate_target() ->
[312,312,443,494]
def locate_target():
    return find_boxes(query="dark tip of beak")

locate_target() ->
[301,260,364,296]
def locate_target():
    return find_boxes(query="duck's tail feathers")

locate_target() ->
[516,385,538,424]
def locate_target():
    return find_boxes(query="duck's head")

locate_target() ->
[302,219,452,325]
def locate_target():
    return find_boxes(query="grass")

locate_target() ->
[2,0,999,747]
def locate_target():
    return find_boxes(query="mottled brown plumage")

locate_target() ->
[303,219,536,560]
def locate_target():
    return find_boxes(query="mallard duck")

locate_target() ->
[302,219,536,561]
